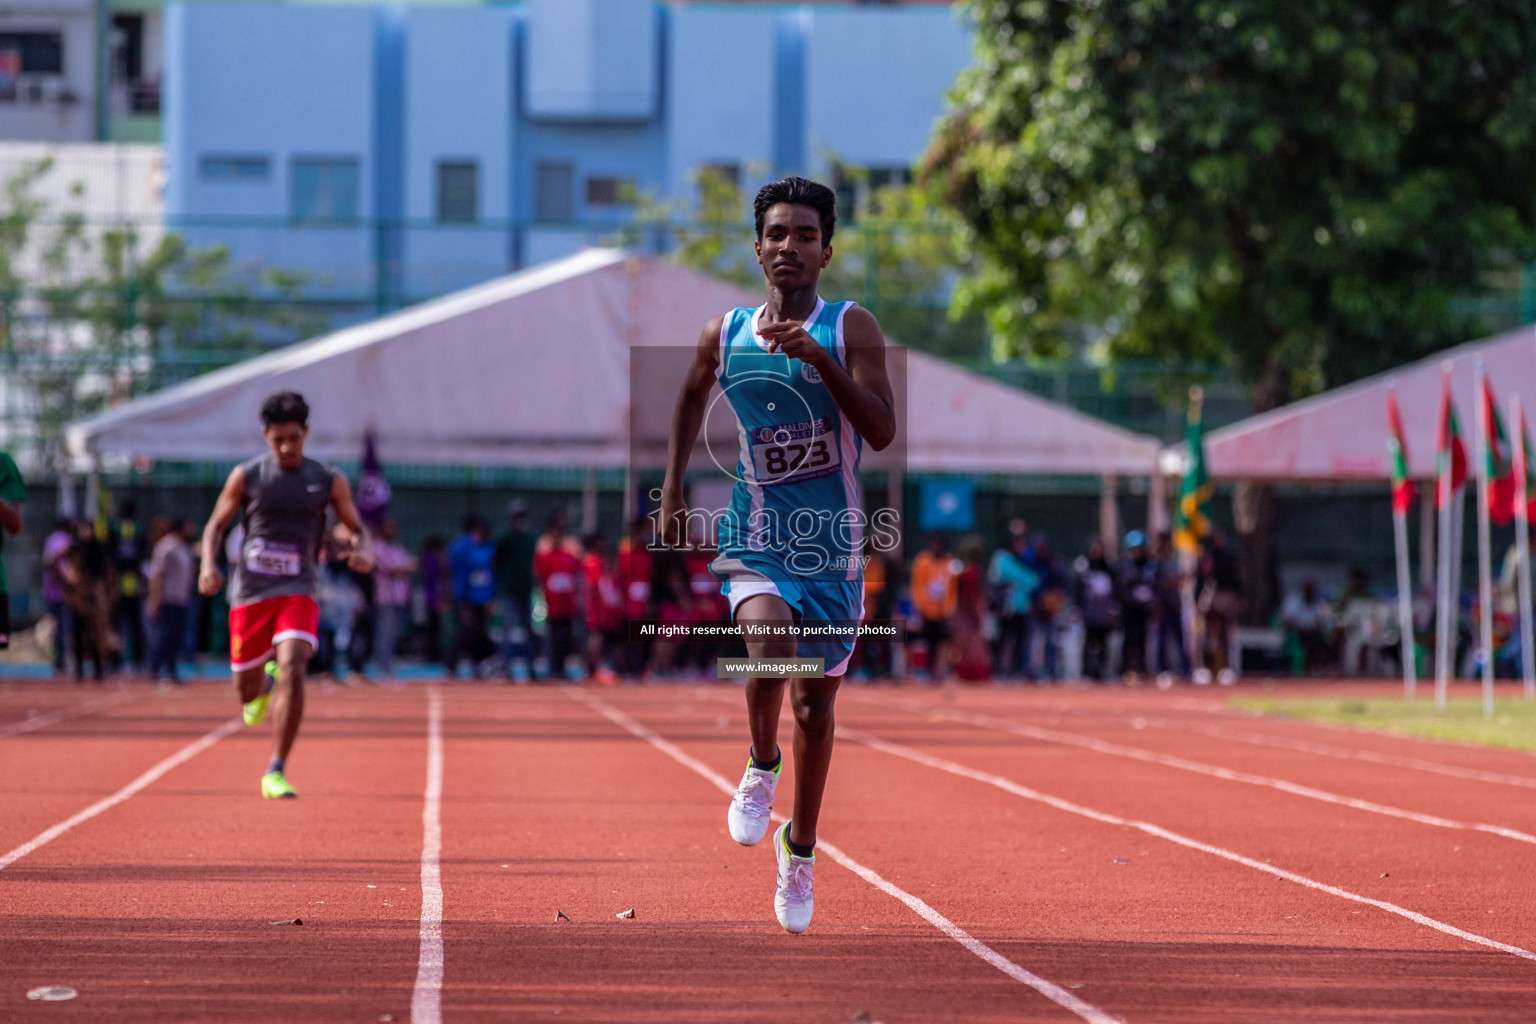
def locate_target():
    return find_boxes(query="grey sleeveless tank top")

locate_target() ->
[229,454,333,607]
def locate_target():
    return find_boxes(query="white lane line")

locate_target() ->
[0,716,241,872]
[841,726,1536,964]
[567,689,1122,1024]
[906,705,1536,847]
[411,684,445,1024]
[0,691,136,739]
[1149,718,1536,791]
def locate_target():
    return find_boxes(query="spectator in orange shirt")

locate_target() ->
[534,512,583,680]
[910,535,959,681]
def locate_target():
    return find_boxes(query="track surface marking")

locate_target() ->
[571,689,1123,1024]
[411,684,444,1024]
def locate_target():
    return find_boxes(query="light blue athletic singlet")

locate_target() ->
[712,297,864,583]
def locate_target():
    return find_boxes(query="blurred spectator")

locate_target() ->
[648,543,693,678]
[1196,529,1240,681]
[1031,535,1068,680]
[418,536,447,664]
[0,449,22,652]
[315,534,364,680]
[953,536,992,681]
[684,530,730,676]
[581,531,623,684]
[1281,578,1332,673]
[988,524,1038,680]
[1153,531,1190,679]
[1073,539,1120,681]
[448,516,497,678]
[534,512,583,680]
[372,517,417,677]
[42,517,74,673]
[147,516,195,686]
[110,499,148,674]
[494,499,538,679]
[911,535,959,680]
[854,541,894,679]
[1119,531,1157,680]
[63,518,114,682]
[616,516,653,678]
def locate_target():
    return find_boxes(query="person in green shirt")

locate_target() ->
[0,451,27,649]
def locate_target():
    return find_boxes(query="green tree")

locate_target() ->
[928,0,1536,616]
[0,159,327,472]
[629,166,984,359]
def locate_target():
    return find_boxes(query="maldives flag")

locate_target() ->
[1482,378,1516,524]
[1386,389,1414,515]
[1435,374,1468,510]
[1517,403,1536,522]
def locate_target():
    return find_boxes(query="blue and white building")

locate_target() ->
[162,0,972,304]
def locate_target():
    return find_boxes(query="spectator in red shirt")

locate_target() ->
[615,515,653,678]
[534,512,583,681]
[581,531,623,684]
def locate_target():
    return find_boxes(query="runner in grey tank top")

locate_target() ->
[229,453,333,607]
[199,391,374,800]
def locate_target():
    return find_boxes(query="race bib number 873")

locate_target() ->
[750,417,840,485]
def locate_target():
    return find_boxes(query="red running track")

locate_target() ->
[3,677,1536,1022]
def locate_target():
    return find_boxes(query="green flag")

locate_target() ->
[1174,389,1212,554]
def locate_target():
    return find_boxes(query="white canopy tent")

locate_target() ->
[67,249,1164,539]
[1197,324,1536,482]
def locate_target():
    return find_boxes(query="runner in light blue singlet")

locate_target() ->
[711,296,865,674]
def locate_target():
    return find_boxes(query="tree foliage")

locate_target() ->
[0,159,325,471]
[928,0,1536,405]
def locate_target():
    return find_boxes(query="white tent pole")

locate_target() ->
[1147,468,1168,536]
[1435,412,1454,709]
[1451,483,1466,677]
[1475,357,1495,718]
[1099,473,1119,557]
[1512,393,1535,700]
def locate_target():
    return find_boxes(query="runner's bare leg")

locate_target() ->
[788,675,840,847]
[270,637,309,763]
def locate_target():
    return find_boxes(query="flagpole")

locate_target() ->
[1436,366,1455,709]
[1387,384,1416,700]
[1512,393,1535,700]
[1475,358,1495,719]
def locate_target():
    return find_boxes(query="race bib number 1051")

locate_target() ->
[750,417,840,485]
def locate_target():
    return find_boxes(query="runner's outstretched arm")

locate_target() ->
[660,316,724,546]
[198,465,247,596]
[329,474,375,573]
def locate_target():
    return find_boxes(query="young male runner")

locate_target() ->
[199,392,373,798]
[661,176,896,932]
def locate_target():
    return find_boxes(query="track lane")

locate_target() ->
[433,685,1107,1024]
[0,684,429,1024]
[597,687,1536,1023]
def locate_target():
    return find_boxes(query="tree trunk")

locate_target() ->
[1234,358,1288,626]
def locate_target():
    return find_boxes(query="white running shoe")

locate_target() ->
[727,758,780,846]
[773,822,815,934]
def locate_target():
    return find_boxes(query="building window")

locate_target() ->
[534,161,574,224]
[200,154,271,182]
[585,176,635,207]
[832,163,911,223]
[436,160,478,223]
[291,157,361,224]
[0,32,64,75]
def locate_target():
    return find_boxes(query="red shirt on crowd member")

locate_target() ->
[535,535,583,621]
[686,547,729,621]
[616,536,652,620]
[582,549,623,633]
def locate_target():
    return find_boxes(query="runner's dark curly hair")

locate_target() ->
[260,391,310,428]
[753,176,836,245]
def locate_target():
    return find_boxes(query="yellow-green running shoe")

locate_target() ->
[260,770,297,799]
[243,661,278,727]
